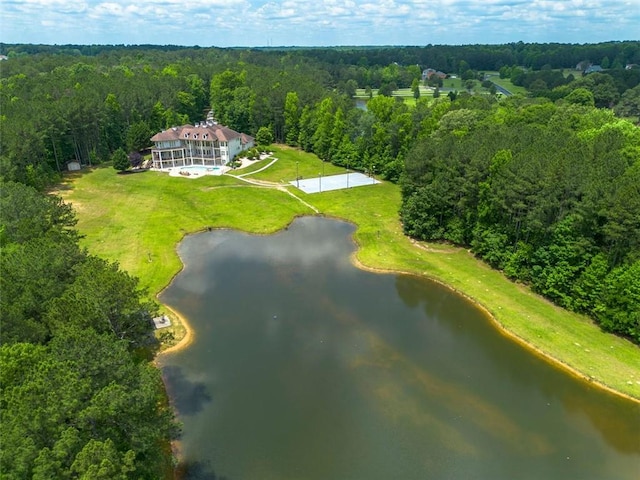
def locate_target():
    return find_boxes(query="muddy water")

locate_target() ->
[159,216,640,480]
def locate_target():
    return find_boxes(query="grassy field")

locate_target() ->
[240,146,345,182]
[354,81,505,106]
[355,86,435,104]
[484,72,529,96]
[58,146,640,401]
[353,73,528,101]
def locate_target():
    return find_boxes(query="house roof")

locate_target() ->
[422,68,447,79]
[151,123,246,143]
[584,65,603,74]
[240,133,254,144]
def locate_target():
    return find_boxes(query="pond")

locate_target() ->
[159,216,640,480]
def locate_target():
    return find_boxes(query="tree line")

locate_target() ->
[400,100,639,342]
[5,41,639,75]
[0,181,179,478]
[2,42,639,189]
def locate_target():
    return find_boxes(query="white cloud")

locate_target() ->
[14,0,89,13]
[2,0,639,46]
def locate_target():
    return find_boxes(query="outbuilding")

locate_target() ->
[67,160,81,171]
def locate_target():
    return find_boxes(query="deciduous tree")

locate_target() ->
[255,126,274,147]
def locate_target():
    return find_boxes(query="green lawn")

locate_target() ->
[484,72,529,96]
[228,157,270,175]
[353,74,528,101]
[242,146,346,183]
[354,87,435,105]
[59,147,640,401]
[58,166,312,296]
[354,82,501,105]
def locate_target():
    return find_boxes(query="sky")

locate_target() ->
[2,0,640,47]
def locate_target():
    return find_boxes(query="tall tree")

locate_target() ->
[0,184,177,478]
[209,69,246,125]
[284,91,300,146]
[400,101,640,341]
[312,97,335,161]
[411,78,421,100]
[125,121,152,153]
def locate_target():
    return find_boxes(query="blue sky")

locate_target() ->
[2,0,639,47]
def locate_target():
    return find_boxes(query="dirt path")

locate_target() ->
[227,173,319,213]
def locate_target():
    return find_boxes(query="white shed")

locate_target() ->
[67,160,81,171]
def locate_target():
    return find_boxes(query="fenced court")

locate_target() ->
[290,172,380,194]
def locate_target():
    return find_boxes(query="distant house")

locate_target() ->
[150,121,254,170]
[584,65,604,74]
[421,68,447,81]
[626,64,639,70]
[576,60,591,71]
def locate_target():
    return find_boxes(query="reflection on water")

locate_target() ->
[162,365,213,416]
[160,216,640,480]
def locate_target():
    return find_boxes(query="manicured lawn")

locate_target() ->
[442,77,464,90]
[354,76,527,101]
[244,146,346,183]
[484,72,529,96]
[58,166,313,296]
[59,148,640,400]
[227,157,268,175]
[354,87,435,105]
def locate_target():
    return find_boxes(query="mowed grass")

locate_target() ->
[354,87,436,106]
[59,147,640,400]
[484,72,529,96]
[58,166,313,296]
[244,146,347,183]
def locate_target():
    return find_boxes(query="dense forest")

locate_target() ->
[1,42,639,477]
[0,182,178,477]
[1,41,639,187]
[400,101,639,341]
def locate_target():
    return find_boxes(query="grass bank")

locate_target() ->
[58,146,639,401]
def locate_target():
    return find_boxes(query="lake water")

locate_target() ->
[159,216,640,480]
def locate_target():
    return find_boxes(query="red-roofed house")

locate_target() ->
[150,121,254,170]
[421,68,447,81]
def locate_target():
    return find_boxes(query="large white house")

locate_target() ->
[150,121,254,170]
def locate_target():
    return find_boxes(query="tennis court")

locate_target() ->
[290,172,380,194]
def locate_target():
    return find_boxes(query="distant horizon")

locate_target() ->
[3,40,640,49]
[3,0,639,48]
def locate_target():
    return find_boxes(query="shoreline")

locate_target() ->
[154,231,198,358]
[155,216,639,404]
[350,253,640,405]
[156,303,195,357]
